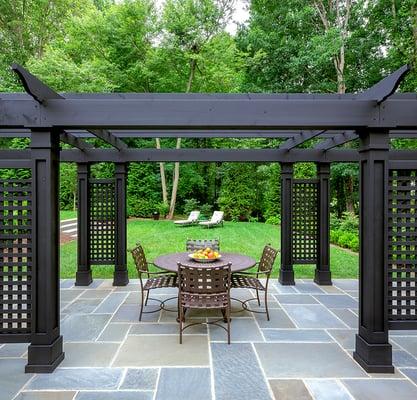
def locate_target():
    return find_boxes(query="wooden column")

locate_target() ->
[353,130,393,373]
[279,162,295,285]
[26,130,64,373]
[315,162,332,285]
[113,163,129,286]
[75,163,92,286]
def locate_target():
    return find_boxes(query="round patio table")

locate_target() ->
[154,252,256,273]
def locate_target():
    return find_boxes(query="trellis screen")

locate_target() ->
[387,169,417,327]
[292,179,319,264]
[89,179,116,264]
[0,177,33,342]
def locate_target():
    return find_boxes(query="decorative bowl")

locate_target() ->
[188,254,221,263]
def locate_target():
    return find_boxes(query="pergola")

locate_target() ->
[1,63,417,374]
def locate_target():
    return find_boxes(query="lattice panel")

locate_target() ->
[0,178,33,339]
[89,179,116,264]
[388,169,417,323]
[292,180,319,264]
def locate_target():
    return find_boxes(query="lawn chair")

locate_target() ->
[177,262,232,344]
[174,210,200,226]
[199,211,224,228]
[185,238,220,252]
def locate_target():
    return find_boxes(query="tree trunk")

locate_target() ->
[156,138,168,207]
[167,58,197,219]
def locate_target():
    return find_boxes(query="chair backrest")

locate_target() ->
[211,211,224,223]
[188,211,200,221]
[131,243,148,273]
[186,239,220,252]
[177,263,231,295]
[258,245,279,273]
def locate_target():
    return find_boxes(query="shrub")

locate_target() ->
[265,216,280,225]
[330,229,359,252]
[339,211,359,232]
[200,203,213,218]
[183,198,200,215]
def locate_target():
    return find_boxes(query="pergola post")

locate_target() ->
[113,163,129,286]
[26,130,64,373]
[315,163,332,285]
[75,163,92,286]
[279,162,295,285]
[353,130,393,373]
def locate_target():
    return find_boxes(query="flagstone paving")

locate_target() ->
[1,278,417,400]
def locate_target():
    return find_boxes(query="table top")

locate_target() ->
[153,252,257,273]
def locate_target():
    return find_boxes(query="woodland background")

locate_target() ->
[1,0,417,250]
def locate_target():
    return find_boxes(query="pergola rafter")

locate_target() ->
[1,63,417,377]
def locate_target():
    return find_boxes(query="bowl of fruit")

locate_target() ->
[189,247,221,263]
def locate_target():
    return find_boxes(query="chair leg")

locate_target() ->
[227,306,231,344]
[144,289,150,306]
[256,289,261,306]
[139,289,144,321]
[179,306,183,344]
[265,290,270,321]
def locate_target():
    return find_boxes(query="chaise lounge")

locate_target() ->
[174,210,200,226]
[199,211,224,229]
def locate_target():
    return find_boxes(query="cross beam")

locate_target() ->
[60,131,94,151]
[88,129,127,150]
[314,131,358,150]
[279,130,326,150]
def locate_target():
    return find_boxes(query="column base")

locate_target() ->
[353,334,394,373]
[279,269,295,285]
[75,269,93,286]
[113,269,129,286]
[25,335,65,373]
[314,269,332,285]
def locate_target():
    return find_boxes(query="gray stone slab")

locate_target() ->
[113,335,209,367]
[94,292,128,314]
[401,368,417,385]
[282,305,346,328]
[262,329,333,343]
[254,308,296,328]
[211,342,272,400]
[112,304,160,322]
[63,298,102,314]
[60,289,84,302]
[209,317,263,342]
[305,379,352,400]
[319,285,344,294]
[314,295,358,309]
[391,330,417,336]
[27,368,123,390]
[254,342,366,378]
[275,294,318,305]
[294,283,325,294]
[60,279,75,289]
[330,309,358,328]
[76,391,153,400]
[333,279,358,291]
[271,283,297,294]
[155,368,211,400]
[17,391,77,400]
[97,323,131,342]
[129,322,207,335]
[0,343,28,357]
[80,289,113,299]
[62,342,119,367]
[114,283,141,292]
[120,368,158,390]
[342,379,417,400]
[0,358,33,400]
[327,329,356,350]
[391,336,417,357]
[61,314,111,341]
[269,379,312,400]
[393,350,417,368]
[82,279,105,289]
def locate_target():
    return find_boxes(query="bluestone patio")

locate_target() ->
[2,278,417,400]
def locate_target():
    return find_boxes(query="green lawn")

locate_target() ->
[60,210,77,220]
[60,219,358,279]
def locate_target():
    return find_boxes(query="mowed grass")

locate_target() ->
[60,219,358,279]
[60,210,77,220]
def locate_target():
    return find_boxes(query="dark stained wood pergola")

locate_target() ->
[1,64,417,374]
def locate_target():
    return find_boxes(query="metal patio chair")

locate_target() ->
[185,238,220,252]
[131,243,178,321]
[231,245,279,321]
[177,262,232,344]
